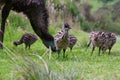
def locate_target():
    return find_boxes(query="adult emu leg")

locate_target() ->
[0,4,12,48]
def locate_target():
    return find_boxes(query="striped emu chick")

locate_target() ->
[68,34,77,53]
[54,23,71,58]
[101,32,116,54]
[87,31,105,56]
[13,33,38,49]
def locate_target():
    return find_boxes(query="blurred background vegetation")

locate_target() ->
[1,0,120,34]
[46,0,120,34]
[0,0,120,80]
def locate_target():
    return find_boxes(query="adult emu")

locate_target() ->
[0,0,56,51]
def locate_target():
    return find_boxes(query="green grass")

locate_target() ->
[0,5,120,80]
[0,17,120,80]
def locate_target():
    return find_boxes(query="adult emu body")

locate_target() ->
[0,0,56,51]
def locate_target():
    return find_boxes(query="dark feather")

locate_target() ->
[13,33,38,49]
[0,0,56,51]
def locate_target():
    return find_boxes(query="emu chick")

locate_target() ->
[87,31,116,56]
[87,31,105,56]
[68,34,77,52]
[13,33,38,49]
[102,32,116,54]
[54,23,71,58]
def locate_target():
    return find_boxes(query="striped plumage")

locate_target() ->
[101,32,116,54]
[87,31,101,47]
[87,31,116,56]
[87,31,105,56]
[68,34,77,52]
[13,33,38,49]
[54,23,71,58]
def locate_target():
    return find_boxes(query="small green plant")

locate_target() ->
[8,12,30,29]
[80,21,91,32]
